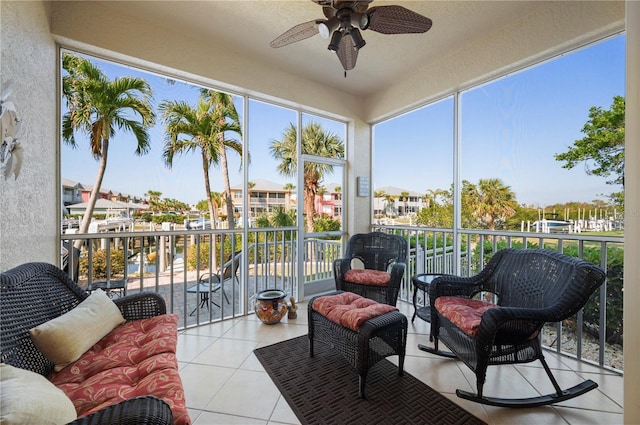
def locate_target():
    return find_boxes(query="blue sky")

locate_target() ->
[63,33,625,207]
[373,34,625,207]
[62,60,346,205]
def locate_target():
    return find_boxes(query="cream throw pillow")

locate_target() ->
[29,289,126,372]
[0,363,77,425]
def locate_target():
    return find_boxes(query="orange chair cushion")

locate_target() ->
[435,296,498,338]
[343,269,391,287]
[48,314,190,425]
[312,292,397,331]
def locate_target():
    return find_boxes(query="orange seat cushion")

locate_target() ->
[312,292,397,331]
[435,296,497,338]
[48,314,190,425]
[344,269,391,287]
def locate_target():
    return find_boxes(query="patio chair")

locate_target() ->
[333,232,407,306]
[188,251,241,315]
[61,241,80,283]
[422,248,606,407]
[86,278,128,298]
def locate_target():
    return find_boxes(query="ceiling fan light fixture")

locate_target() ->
[271,1,433,74]
[352,12,370,30]
[319,16,340,39]
[328,30,343,51]
[350,28,366,50]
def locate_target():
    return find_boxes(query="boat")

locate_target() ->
[88,211,134,233]
[533,214,572,233]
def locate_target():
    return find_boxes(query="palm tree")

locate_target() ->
[383,193,396,216]
[270,122,344,232]
[146,190,162,212]
[202,90,243,229]
[466,178,518,230]
[62,53,155,248]
[283,183,295,212]
[209,191,223,227]
[400,191,410,216]
[247,181,256,219]
[424,188,449,209]
[159,90,242,229]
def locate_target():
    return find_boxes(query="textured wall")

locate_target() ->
[0,1,58,270]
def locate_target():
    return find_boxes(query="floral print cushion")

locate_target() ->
[48,314,190,425]
[343,269,391,287]
[313,292,397,331]
[434,296,498,338]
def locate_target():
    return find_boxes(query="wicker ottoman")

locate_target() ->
[308,291,408,398]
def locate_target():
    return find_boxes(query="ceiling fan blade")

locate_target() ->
[367,5,432,34]
[270,20,320,48]
[336,34,358,71]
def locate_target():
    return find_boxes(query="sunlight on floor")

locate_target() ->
[177,301,623,425]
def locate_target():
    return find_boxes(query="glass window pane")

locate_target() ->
[460,35,625,231]
[373,97,454,228]
[247,100,298,227]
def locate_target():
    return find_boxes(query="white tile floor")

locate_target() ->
[177,301,623,425]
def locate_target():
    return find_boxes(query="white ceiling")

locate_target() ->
[105,1,543,98]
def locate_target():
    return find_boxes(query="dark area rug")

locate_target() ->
[254,335,486,425]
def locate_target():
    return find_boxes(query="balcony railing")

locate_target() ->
[61,226,340,330]
[372,224,624,373]
[61,223,623,373]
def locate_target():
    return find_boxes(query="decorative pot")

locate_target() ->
[254,289,288,325]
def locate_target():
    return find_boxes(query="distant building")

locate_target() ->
[230,179,296,218]
[62,178,145,207]
[229,179,342,220]
[316,183,342,219]
[373,186,424,216]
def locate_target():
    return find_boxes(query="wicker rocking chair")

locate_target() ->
[333,232,407,306]
[421,248,606,408]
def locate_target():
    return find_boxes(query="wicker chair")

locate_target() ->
[422,248,606,407]
[333,232,407,306]
[0,262,174,424]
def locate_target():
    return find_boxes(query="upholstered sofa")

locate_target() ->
[0,262,190,425]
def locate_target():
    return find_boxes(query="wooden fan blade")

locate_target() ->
[270,20,320,48]
[336,34,358,71]
[367,5,432,34]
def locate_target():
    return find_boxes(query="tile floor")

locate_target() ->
[177,301,623,425]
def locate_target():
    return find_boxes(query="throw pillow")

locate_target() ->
[0,363,77,425]
[29,289,126,371]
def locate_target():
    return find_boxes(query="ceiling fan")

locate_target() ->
[270,0,432,73]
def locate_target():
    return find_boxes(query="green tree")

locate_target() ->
[400,191,410,216]
[270,122,344,232]
[254,208,296,228]
[555,95,625,205]
[313,214,341,233]
[62,53,155,247]
[381,192,396,216]
[417,187,453,227]
[283,183,296,212]
[146,190,162,213]
[247,181,255,220]
[465,178,518,230]
[160,90,242,229]
[204,90,244,228]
